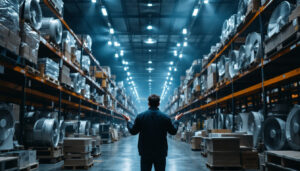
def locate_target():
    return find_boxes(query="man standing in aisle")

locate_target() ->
[122,94,183,171]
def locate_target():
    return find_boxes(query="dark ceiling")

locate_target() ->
[63,0,239,108]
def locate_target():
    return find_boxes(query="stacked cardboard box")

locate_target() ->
[206,137,241,168]
[191,136,202,151]
[0,24,21,56]
[63,138,93,168]
[60,65,73,88]
[207,63,217,90]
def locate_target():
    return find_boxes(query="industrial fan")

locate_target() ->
[216,113,225,129]
[238,45,248,70]
[228,14,237,36]
[245,32,262,63]
[217,55,230,81]
[79,120,91,136]
[25,118,59,147]
[236,113,249,132]
[221,19,229,43]
[24,0,43,30]
[267,1,294,38]
[237,0,249,26]
[247,111,264,147]
[286,105,300,150]
[40,17,62,44]
[225,114,238,130]
[229,50,240,78]
[92,123,100,136]
[64,120,78,135]
[0,104,15,150]
[58,120,65,144]
[264,117,287,150]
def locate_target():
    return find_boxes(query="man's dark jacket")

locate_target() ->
[127,107,179,157]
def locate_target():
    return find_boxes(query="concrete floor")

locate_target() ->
[39,136,208,171]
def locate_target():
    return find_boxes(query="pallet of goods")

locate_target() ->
[1,150,39,171]
[265,151,300,171]
[63,138,94,170]
[31,146,63,164]
[0,157,18,171]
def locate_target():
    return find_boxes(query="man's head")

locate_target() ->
[148,94,160,108]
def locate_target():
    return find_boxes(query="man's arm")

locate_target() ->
[166,113,183,135]
[124,115,141,135]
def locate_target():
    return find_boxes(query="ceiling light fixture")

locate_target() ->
[170,61,174,65]
[114,53,119,58]
[147,25,153,30]
[182,28,187,35]
[147,3,153,7]
[145,37,156,44]
[183,41,188,47]
[114,41,120,47]
[170,77,173,81]
[148,79,153,82]
[179,53,183,58]
[192,8,199,16]
[120,50,124,56]
[109,28,114,34]
[174,68,177,72]
[108,41,112,46]
[177,43,181,47]
[174,50,178,56]
[101,7,108,16]
[129,77,132,80]
[127,72,131,76]
[204,0,209,4]
[91,0,96,3]
[169,67,172,71]
[167,72,170,76]
[148,60,152,64]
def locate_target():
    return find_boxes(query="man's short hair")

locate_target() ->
[148,94,160,107]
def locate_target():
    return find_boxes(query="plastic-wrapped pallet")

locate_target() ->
[20,23,40,65]
[82,55,90,73]
[38,58,59,80]
[62,31,76,61]
[70,73,86,94]
[78,34,92,51]
[0,0,20,32]
[84,84,90,99]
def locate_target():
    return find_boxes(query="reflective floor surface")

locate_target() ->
[39,136,208,171]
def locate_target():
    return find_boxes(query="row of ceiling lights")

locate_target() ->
[93,0,140,102]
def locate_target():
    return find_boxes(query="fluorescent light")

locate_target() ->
[101,7,108,16]
[124,67,128,71]
[174,68,177,72]
[192,8,199,16]
[126,78,129,81]
[147,3,153,7]
[174,50,178,56]
[204,0,209,4]
[169,67,172,71]
[169,82,172,85]
[109,28,114,34]
[91,0,96,3]
[147,25,153,30]
[182,28,187,35]
[148,79,153,82]
[145,37,156,44]
[114,53,119,58]
[177,43,181,47]
[179,53,183,58]
[108,41,112,46]
[170,77,173,81]
[120,50,124,56]
[114,41,120,47]
[183,41,188,47]
[170,61,174,65]
[148,60,152,64]
[167,72,170,76]
[129,77,132,79]
[127,72,131,76]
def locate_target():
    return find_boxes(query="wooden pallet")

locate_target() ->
[265,18,300,58]
[19,162,39,171]
[39,156,63,164]
[266,151,300,171]
[25,65,40,76]
[63,162,94,170]
[61,83,73,91]
[206,163,242,171]
[0,157,18,171]
[29,146,63,164]
[44,75,60,85]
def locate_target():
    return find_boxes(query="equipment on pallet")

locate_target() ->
[225,114,237,130]
[229,50,240,78]
[64,120,78,136]
[267,1,294,38]
[79,120,91,136]
[264,116,287,150]
[40,17,62,44]
[247,111,264,147]
[236,113,249,132]
[0,0,20,32]
[245,32,262,63]
[216,113,225,129]
[286,105,300,150]
[38,58,59,81]
[25,116,59,147]
[92,123,100,136]
[58,120,65,144]
[237,0,248,26]
[0,103,15,151]
[70,73,86,94]
[78,34,92,51]
[217,55,230,82]
[238,45,248,70]
[24,0,43,30]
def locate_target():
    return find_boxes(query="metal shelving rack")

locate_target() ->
[164,0,300,131]
[0,0,137,141]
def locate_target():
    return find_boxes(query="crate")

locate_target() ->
[207,151,241,168]
[206,137,240,152]
[191,136,203,151]
[240,150,259,169]
[265,17,300,58]
[221,133,253,148]
[31,146,63,164]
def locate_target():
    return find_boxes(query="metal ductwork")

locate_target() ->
[40,17,62,44]
[267,1,294,38]
[237,113,249,132]
[24,0,43,30]
[264,117,287,150]
[0,104,15,151]
[247,111,264,147]
[25,118,59,147]
[245,32,262,63]
[229,50,240,78]
[79,120,91,135]
[286,105,300,150]
[58,120,65,144]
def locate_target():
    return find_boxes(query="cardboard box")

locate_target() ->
[207,151,241,167]
[208,129,232,133]
[95,71,106,79]
[191,136,203,150]
[0,24,9,47]
[240,151,259,169]
[221,133,253,148]
[206,137,240,152]
[20,43,37,64]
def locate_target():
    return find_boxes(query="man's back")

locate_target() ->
[127,108,178,157]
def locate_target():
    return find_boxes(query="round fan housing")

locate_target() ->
[79,120,91,136]
[247,111,264,147]
[40,18,63,44]
[24,0,43,30]
[286,105,300,150]
[229,50,240,78]
[58,120,65,144]
[0,104,14,147]
[245,32,262,63]
[237,113,249,132]
[264,117,287,150]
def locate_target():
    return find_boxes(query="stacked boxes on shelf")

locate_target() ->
[70,73,86,94]
[207,63,217,90]
[60,65,73,88]
[63,138,93,169]
[62,31,76,62]
[38,58,59,81]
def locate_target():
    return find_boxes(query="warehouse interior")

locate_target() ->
[1,0,300,170]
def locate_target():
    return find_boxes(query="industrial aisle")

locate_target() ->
[39,136,208,171]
